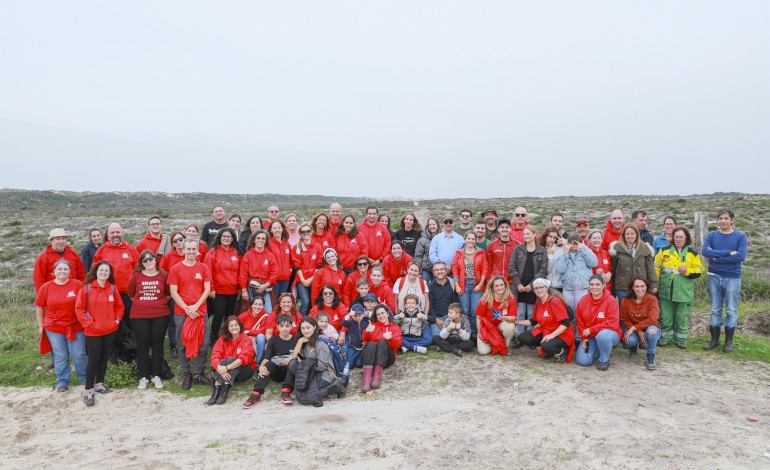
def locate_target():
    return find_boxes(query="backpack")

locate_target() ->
[317,336,349,384]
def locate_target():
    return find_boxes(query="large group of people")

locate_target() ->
[33,204,748,408]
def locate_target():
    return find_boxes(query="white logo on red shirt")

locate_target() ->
[108,295,114,301]
[376,231,382,237]
[231,256,238,261]
[598,311,605,319]
[285,249,289,254]
[122,253,130,259]
[543,310,550,317]
[236,348,242,354]
[311,255,316,260]
[195,273,203,280]
[603,260,609,265]
[67,291,76,297]
[263,260,268,265]
[351,239,357,244]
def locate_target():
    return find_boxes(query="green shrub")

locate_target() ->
[105,360,139,388]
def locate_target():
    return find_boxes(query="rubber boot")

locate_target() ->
[371,365,384,389]
[723,327,735,353]
[362,366,373,392]
[206,385,221,406]
[703,326,721,350]
[216,385,231,405]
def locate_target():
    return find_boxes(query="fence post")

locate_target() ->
[694,212,708,253]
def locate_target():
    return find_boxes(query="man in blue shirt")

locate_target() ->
[429,213,464,267]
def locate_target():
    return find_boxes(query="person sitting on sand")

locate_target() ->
[474,276,518,356]
[242,315,297,409]
[361,304,402,393]
[432,302,475,357]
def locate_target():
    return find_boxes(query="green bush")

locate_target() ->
[105,360,139,388]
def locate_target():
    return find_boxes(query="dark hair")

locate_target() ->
[276,314,293,326]
[147,216,161,226]
[277,293,298,316]
[314,285,342,309]
[268,219,289,242]
[379,214,391,228]
[365,206,379,215]
[398,212,423,232]
[185,223,199,234]
[672,226,693,246]
[390,240,404,252]
[716,208,735,220]
[628,276,650,298]
[588,273,605,285]
[210,227,243,255]
[460,209,473,216]
[540,225,560,246]
[403,293,420,306]
[550,212,564,221]
[425,217,440,235]
[88,227,101,236]
[82,260,115,287]
[311,213,330,235]
[447,302,463,313]
[631,210,647,220]
[246,229,271,251]
[354,255,370,270]
[134,249,166,274]
[169,230,185,249]
[662,215,677,225]
[299,316,321,344]
[335,215,359,238]
[244,215,263,232]
[228,213,241,223]
[356,277,370,288]
[221,315,243,341]
[474,219,486,226]
[370,303,393,323]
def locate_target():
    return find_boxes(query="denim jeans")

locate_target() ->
[273,280,291,300]
[516,302,535,334]
[575,329,619,366]
[255,334,267,363]
[708,274,741,329]
[422,270,434,283]
[615,290,629,304]
[400,326,433,350]
[296,284,311,317]
[46,330,87,387]
[459,279,483,336]
[622,325,661,355]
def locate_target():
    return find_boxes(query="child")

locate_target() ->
[338,303,370,373]
[393,294,431,354]
[432,302,475,357]
[242,315,298,409]
[348,277,370,307]
[316,311,339,341]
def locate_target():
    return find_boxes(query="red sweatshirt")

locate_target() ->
[590,246,612,291]
[381,253,413,287]
[311,266,347,303]
[343,270,371,306]
[369,282,396,313]
[452,249,489,293]
[312,230,336,250]
[168,262,211,315]
[357,222,392,262]
[532,295,575,358]
[362,321,403,354]
[75,280,125,336]
[290,242,323,284]
[475,295,517,326]
[239,248,278,289]
[264,311,301,336]
[159,250,185,273]
[238,310,270,336]
[204,246,242,295]
[486,238,515,284]
[136,233,161,254]
[267,238,293,281]
[309,303,347,330]
[510,223,539,246]
[34,279,83,338]
[335,233,369,270]
[33,246,86,292]
[93,242,140,294]
[210,333,256,370]
[619,293,661,331]
[576,291,622,340]
[127,271,169,319]
[601,220,623,251]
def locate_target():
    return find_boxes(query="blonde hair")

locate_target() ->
[481,275,512,310]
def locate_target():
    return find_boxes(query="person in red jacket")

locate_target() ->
[239,230,278,313]
[33,228,86,293]
[361,304,402,392]
[486,217,515,284]
[510,207,540,245]
[601,209,625,251]
[358,206,392,266]
[475,276,518,355]
[238,296,269,363]
[205,228,242,345]
[381,241,413,287]
[206,315,256,406]
[335,215,369,274]
[311,212,336,250]
[452,232,489,338]
[312,248,347,303]
[368,267,396,313]
[516,278,574,363]
[267,220,293,299]
[588,230,612,292]
[309,285,347,331]
[263,293,302,340]
[574,274,622,371]
[328,202,343,234]
[93,223,139,328]
[343,255,371,305]
[135,216,172,258]
[291,224,323,316]
[75,260,125,406]
[159,230,186,358]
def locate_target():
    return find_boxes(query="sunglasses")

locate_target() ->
[443,220,454,224]
[357,262,369,267]
[322,291,335,296]
[269,210,280,213]
[514,213,527,217]
[173,237,185,243]
[142,258,155,264]
[300,230,312,235]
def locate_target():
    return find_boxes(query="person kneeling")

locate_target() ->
[515,278,574,363]
[207,316,256,405]
[432,303,475,357]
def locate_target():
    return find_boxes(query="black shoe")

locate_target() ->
[510,339,522,349]
[646,354,656,370]
[182,372,192,390]
[723,327,735,353]
[193,373,212,386]
[328,378,347,399]
[206,385,221,406]
[629,346,638,356]
[675,343,687,349]
[215,385,230,405]
[170,346,179,358]
[703,326,720,351]
[597,361,610,371]
[452,348,463,358]
[84,389,95,407]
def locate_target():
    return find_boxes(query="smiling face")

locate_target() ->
[220,231,233,248]
[366,208,378,224]
[673,229,687,249]
[663,218,676,234]
[316,315,329,330]
[343,216,355,233]
[403,214,414,231]
[533,283,548,300]
[513,207,528,227]
[329,203,342,222]
[50,236,68,252]
[324,251,337,266]
[589,232,603,250]
[253,233,267,249]
[285,216,298,230]
[322,288,335,305]
[251,297,264,315]
[141,255,156,270]
[589,278,604,296]
[378,215,389,227]
[474,223,486,241]
[107,224,124,246]
[299,225,312,241]
[623,227,637,246]
[465,232,477,247]
[300,320,316,338]
[228,216,241,230]
[53,262,70,281]
[432,263,446,280]
[375,307,390,324]
[390,243,403,258]
[550,215,563,230]
[279,296,293,312]
[270,221,283,239]
[315,215,328,231]
[267,206,280,221]
[250,217,262,232]
[89,230,102,245]
[427,219,438,234]
[185,226,198,238]
[213,206,225,223]
[717,212,733,231]
[183,240,199,260]
[610,210,625,230]
[370,270,383,286]
[227,320,241,336]
[96,263,111,281]
[492,278,506,296]
[148,218,162,235]
[172,234,185,252]
[497,223,511,238]
[407,263,420,279]
[522,227,535,243]
[632,279,647,297]
[576,224,589,238]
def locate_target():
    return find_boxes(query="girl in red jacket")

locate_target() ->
[588,230,612,293]
[574,274,622,371]
[361,304,402,392]
[334,216,369,274]
[75,260,125,407]
[267,220,293,299]
[311,212,336,250]
[240,230,278,313]
[291,224,323,316]
[381,241,414,287]
[474,276,517,356]
[205,228,242,346]
[238,296,270,363]
[206,316,256,406]
[309,285,347,331]
[452,231,488,338]
[516,278,574,363]
[312,249,347,302]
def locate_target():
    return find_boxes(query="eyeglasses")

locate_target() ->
[142,258,154,264]
[514,213,527,217]
[357,262,369,267]
[269,210,279,213]
[443,221,454,225]
[460,214,470,218]
[173,237,185,243]
[300,230,312,235]
[322,291,335,296]
[149,222,161,227]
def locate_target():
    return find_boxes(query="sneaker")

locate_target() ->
[84,390,95,407]
[452,348,463,358]
[597,361,610,371]
[182,372,192,390]
[646,354,656,370]
[151,376,164,389]
[629,346,638,356]
[54,385,68,393]
[657,339,668,347]
[675,343,687,350]
[193,373,212,386]
[170,346,179,358]
[94,383,112,394]
[415,346,428,355]
[138,377,149,390]
[400,346,408,354]
[434,346,442,353]
[281,388,293,405]
[242,391,261,409]
[552,349,566,364]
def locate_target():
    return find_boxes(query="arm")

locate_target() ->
[508,249,521,287]
[428,238,439,265]
[644,254,658,291]
[36,306,45,335]
[127,273,138,298]
[580,246,598,268]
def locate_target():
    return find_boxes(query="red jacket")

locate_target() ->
[451,249,489,293]
[33,245,86,292]
[238,310,270,336]
[533,295,575,362]
[210,333,256,370]
[136,233,162,254]
[312,266,347,303]
[576,291,622,340]
[369,282,396,313]
[510,223,539,246]
[343,270,370,305]
[267,238,293,281]
[362,321,402,354]
[160,250,185,273]
[204,246,242,295]
[309,303,347,330]
[486,238,515,284]
[475,295,517,327]
[619,293,661,331]
[93,242,140,294]
[601,220,623,251]
[264,311,301,336]
[590,246,613,291]
[290,241,323,283]
[239,248,278,289]
[357,222,392,262]
[312,230,336,250]
[75,280,125,336]
[381,253,413,287]
[335,233,369,270]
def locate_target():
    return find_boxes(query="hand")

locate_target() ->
[446,322,455,331]
[582,328,591,337]
[337,335,346,346]
[184,305,196,315]
[582,340,589,351]
[365,324,375,333]
[383,331,392,340]
[296,337,308,346]
[241,291,250,302]
[216,365,228,374]
[595,268,604,275]
[258,365,269,377]
[649,288,658,295]
[455,284,463,295]
[280,357,291,366]
[436,318,445,328]
[678,266,688,274]
[188,310,200,319]
[730,251,737,256]
[542,334,553,342]
[623,328,634,342]
[221,371,231,381]
[638,330,647,346]
[517,284,526,293]
[604,272,612,283]
[576,242,585,251]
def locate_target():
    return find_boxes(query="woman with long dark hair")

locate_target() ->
[205,228,242,345]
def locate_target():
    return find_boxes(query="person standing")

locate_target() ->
[429,213,464,268]
[631,210,654,245]
[34,228,86,293]
[328,202,343,234]
[486,217,515,284]
[601,209,625,251]
[263,204,281,229]
[135,216,171,258]
[93,223,139,329]
[455,209,474,237]
[358,206,392,266]
[702,209,748,353]
[483,209,499,241]
[80,228,102,274]
[201,205,228,246]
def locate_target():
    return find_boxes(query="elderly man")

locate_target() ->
[34,228,86,293]
[136,216,172,258]
[202,205,227,246]
[94,223,140,326]
[263,204,281,229]
[329,202,343,234]
[510,207,538,245]
[602,209,625,250]
[429,213,464,267]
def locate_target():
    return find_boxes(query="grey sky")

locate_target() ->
[2,1,768,198]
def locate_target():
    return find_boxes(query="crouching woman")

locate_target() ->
[206,316,256,405]
[575,274,622,371]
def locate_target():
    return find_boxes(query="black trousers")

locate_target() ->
[133,315,170,379]
[518,331,569,355]
[209,293,238,340]
[85,331,117,389]
[363,340,395,368]
[252,360,294,393]
[432,335,475,353]
[211,357,253,385]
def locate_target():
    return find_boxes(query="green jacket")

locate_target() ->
[654,246,705,303]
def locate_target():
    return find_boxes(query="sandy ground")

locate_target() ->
[2,347,769,470]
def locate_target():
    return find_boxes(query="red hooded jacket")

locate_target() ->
[290,241,323,284]
[267,238,293,281]
[210,333,256,370]
[93,242,140,294]
[312,230,336,250]
[369,282,396,313]
[362,320,403,354]
[532,295,575,362]
[75,280,125,336]
[452,249,489,293]
[204,246,242,295]
[357,222,392,262]
[33,245,86,292]
[343,270,371,305]
[486,238,515,284]
[239,248,278,289]
[335,233,369,270]
[601,220,623,251]
[381,253,413,287]
[576,291,622,340]
[238,309,270,336]
[309,303,347,331]
[311,265,347,303]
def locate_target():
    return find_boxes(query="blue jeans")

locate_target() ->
[296,284,311,316]
[401,326,433,350]
[273,280,291,300]
[422,270,434,283]
[516,302,535,334]
[343,344,364,370]
[622,325,661,355]
[575,329,619,366]
[248,290,273,314]
[708,274,740,329]
[255,334,267,363]
[615,290,629,304]
[46,330,87,387]
[459,279,483,336]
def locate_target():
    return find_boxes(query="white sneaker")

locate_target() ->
[138,377,149,390]
[151,376,164,389]
[415,346,428,355]
[400,346,408,354]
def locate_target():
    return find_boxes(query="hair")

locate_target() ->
[354,255,369,269]
[464,231,477,242]
[315,311,329,321]
[370,303,393,323]
[88,227,101,236]
[403,293,420,306]
[567,233,582,243]
[432,260,447,270]
[621,223,641,248]
[356,277,370,288]
[244,215,263,232]
[447,302,463,314]
[335,215,359,238]
[147,216,161,226]
[251,296,265,308]
[717,208,735,219]
[540,225,560,247]
[481,275,512,309]
[407,261,421,275]
[284,213,298,224]
[299,316,321,344]
[212,204,224,211]
[425,217,440,235]
[169,231,185,249]
[183,238,199,249]
[370,266,384,278]
[277,293,298,315]
[663,215,677,225]
[209,227,242,255]
[550,212,564,222]
[314,285,342,308]
[631,210,647,220]
[82,260,115,287]
[228,213,241,223]
[365,206,379,215]
[378,214,391,228]
[628,276,650,298]
[672,226,693,246]
[398,212,423,232]
[134,249,165,274]
[522,225,538,242]
[184,224,199,234]
[276,314,293,326]
[587,229,603,242]
[390,240,404,253]
[268,220,289,242]
[311,212,330,234]
[589,273,606,285]
[221,315,243,341]
[246,229,271,251]
[53,259,71,270]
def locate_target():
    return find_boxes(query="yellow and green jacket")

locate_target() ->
[654,246,705,303]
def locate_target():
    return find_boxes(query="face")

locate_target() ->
[370,270,383,285]
[90,230,102,245]
[172,234,185,250]
[286,216,297,230]
[407,264,420,278]
[624,228,637,245]
[228,217,241,230]
[366,209,378,224]
[403,214,414,230]
[513,208,528,226]
[268,206,280,221]
[317,316,329,329]
[50,236,68,251]
[633,214,647,230]
[357,284,370,296]
[96,263,111,280]
[324,251,337,265]
[663,219,676,234]
[277,322,292,335]
[254,233,267,248]
[497,223,511,238]
[53,263,70,279]
[522,228,534,243]
[343,217,355,232]
[576,224,589,237]
[183,241,199,260]
[300,226,312,240]
[533,283,548,298]
[550,216,563,229]
[220,231,233,247]
[443,219,454,231]
[428,219,438,233]
[279,296,293,312]
[251,298,264,314]
[589,279,604,296]
[300,321,315,338]
[433,263,446,280]
[717,213,733,230]
[316,215,328,230]
[107,224,123,246]
[227,320,241,336]
[270,222,283,239]
[329,203,342,221]
[364,299,376,310]
[405,299,418,310]
[148,218,162,235]
[322,288,335,304]
[611,210,624,230]
[447,309,462,322]
[356,259,369,272]
[465,232,477,246]
[459,212,471,224]
[186,226,198,238]
[492,279,506,296]
[474,224,486,240]
[546,231,558,246]
[141,255,156,270]
[375,308,390,324]
[391,244,403,257]
[378,215,389,227]
[673,230,687,249]
[632,280,647,297]
[213,206,225,221]
[250,218,262,231]
[485,213,496,225]
[589,232,602,249]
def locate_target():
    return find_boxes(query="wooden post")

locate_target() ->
[694,212,708,252]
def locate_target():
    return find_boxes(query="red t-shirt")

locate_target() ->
[127,271,169,319]
[168,262,211,315]
[34,279,83,335]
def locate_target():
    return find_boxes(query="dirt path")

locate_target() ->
[2,349,769,469]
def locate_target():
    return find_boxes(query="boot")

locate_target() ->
[646,353,656,370]
[703,326,721,350]
[216,385,231,405]
[371,365,384,389]
[629,345,638,356]
[206,385,221,406]
[362,366,373,392]
[723,327,735,353]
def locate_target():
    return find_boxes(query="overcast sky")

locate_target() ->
[1,1,768,199]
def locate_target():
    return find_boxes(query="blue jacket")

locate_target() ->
[653,234,671,254]
[341,316,370,349]
[80,242,100,274]
[554,246,598,291]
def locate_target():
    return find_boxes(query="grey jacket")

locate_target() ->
[508,244,548,287]
[413,228,435,272]
[608,241,658,291]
